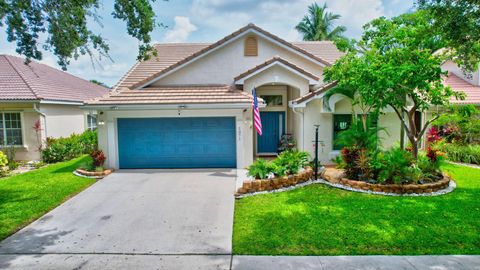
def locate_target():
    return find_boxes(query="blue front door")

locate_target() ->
[257,111,285,154]
[117,117,236,169]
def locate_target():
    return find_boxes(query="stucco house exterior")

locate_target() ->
[0,55,109,160]
[84,24,479,170]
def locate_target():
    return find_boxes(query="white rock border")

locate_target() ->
[449,161,480,170]
[236,177,457,198]
[318,178,457,197]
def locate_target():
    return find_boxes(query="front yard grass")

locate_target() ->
[233,163,480,255]
[0,155,96,240]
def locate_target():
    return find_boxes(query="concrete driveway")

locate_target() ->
[0,169,236,269]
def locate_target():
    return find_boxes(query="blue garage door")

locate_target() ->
[117,117,236,169]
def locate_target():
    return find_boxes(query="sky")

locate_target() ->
[0,0,414,87]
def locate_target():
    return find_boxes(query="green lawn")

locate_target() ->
[0,156,96,240]
[233,163,480,255]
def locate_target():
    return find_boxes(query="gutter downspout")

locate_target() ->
[292,106,304,150]
[33,103,47,138]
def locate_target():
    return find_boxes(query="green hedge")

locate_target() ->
[42,130,97,163]
[436,143,480,165]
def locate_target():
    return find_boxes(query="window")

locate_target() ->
[260,95,283,106]
[333,114,351,150]
[244,36,258,56]
[0,112,23,146]
[87,114,97,131]
[333,114,377,150]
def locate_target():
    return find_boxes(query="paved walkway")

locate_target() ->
[0,254,478,269]
[0,169,236,269]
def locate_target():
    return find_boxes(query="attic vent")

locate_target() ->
[244,36,258,56]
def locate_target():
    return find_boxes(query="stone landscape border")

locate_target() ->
[322,168,456,196]
[235,167,314,197]
[74,169,113,179]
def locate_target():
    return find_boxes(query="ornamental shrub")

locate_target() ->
[247,158,275,179]
[433,105,480,144]
[434,143,480,165]
[375,147,414,184]
[247,150,310,179]
[90,150,106,168]
[340,147,362,180]
[42,130,98,163]
[273,150,310,175]
[0,151,8,176]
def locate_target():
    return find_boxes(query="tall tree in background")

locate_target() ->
[295,3,347,41]
[418,0,480,72]
[0,0,162,70]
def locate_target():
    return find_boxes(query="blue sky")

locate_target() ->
[0,0,414,87]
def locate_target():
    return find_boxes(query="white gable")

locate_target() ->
[149,33,325,87]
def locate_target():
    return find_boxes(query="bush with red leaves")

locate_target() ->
[341,147,362,180]
[90,150,106,168]
[427,127,441,143]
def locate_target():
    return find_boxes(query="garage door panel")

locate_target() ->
[117,117,236,169]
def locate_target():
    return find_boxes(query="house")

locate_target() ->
[441,60,480,105]
[0,55,109,160]
[83,24,479,169]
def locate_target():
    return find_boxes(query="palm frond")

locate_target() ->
[295,2,347,41]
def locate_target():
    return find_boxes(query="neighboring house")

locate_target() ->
[0,55,109,160]
[83,24,479,169]
[441,60,480,105]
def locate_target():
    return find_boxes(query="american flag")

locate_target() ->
[252,87,262,136]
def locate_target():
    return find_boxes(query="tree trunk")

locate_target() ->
[400,110,405,150]
[399,95,407,150]
[361,114,367,131]
[409,136,419,159]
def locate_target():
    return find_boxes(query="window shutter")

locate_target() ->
[244,36,258,56]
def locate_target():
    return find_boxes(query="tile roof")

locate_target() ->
[86,84,258,106]
[444,72,480,105]
[115,24,344,90]
[292,41,345,64]
[234,56,320,82]
[114,43,210,90]
[291,81,338,105]
[0,55,109,103]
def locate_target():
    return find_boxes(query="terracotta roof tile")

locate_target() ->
[86,84,259,106]
[292,41,345,64]
[114,43,210,90]
[115,24,344,90]
[444,72,480,105]
[0,55,109,102]
[234,56,320,82]
[291,81,338,105]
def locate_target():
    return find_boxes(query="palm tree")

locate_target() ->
[295,3,347,41]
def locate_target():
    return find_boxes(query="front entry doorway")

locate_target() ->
[257,111,285,154]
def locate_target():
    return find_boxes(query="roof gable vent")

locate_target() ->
[244,36,258,56]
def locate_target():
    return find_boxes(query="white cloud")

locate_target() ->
[163,16,198,43]
[189,0,395,40]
